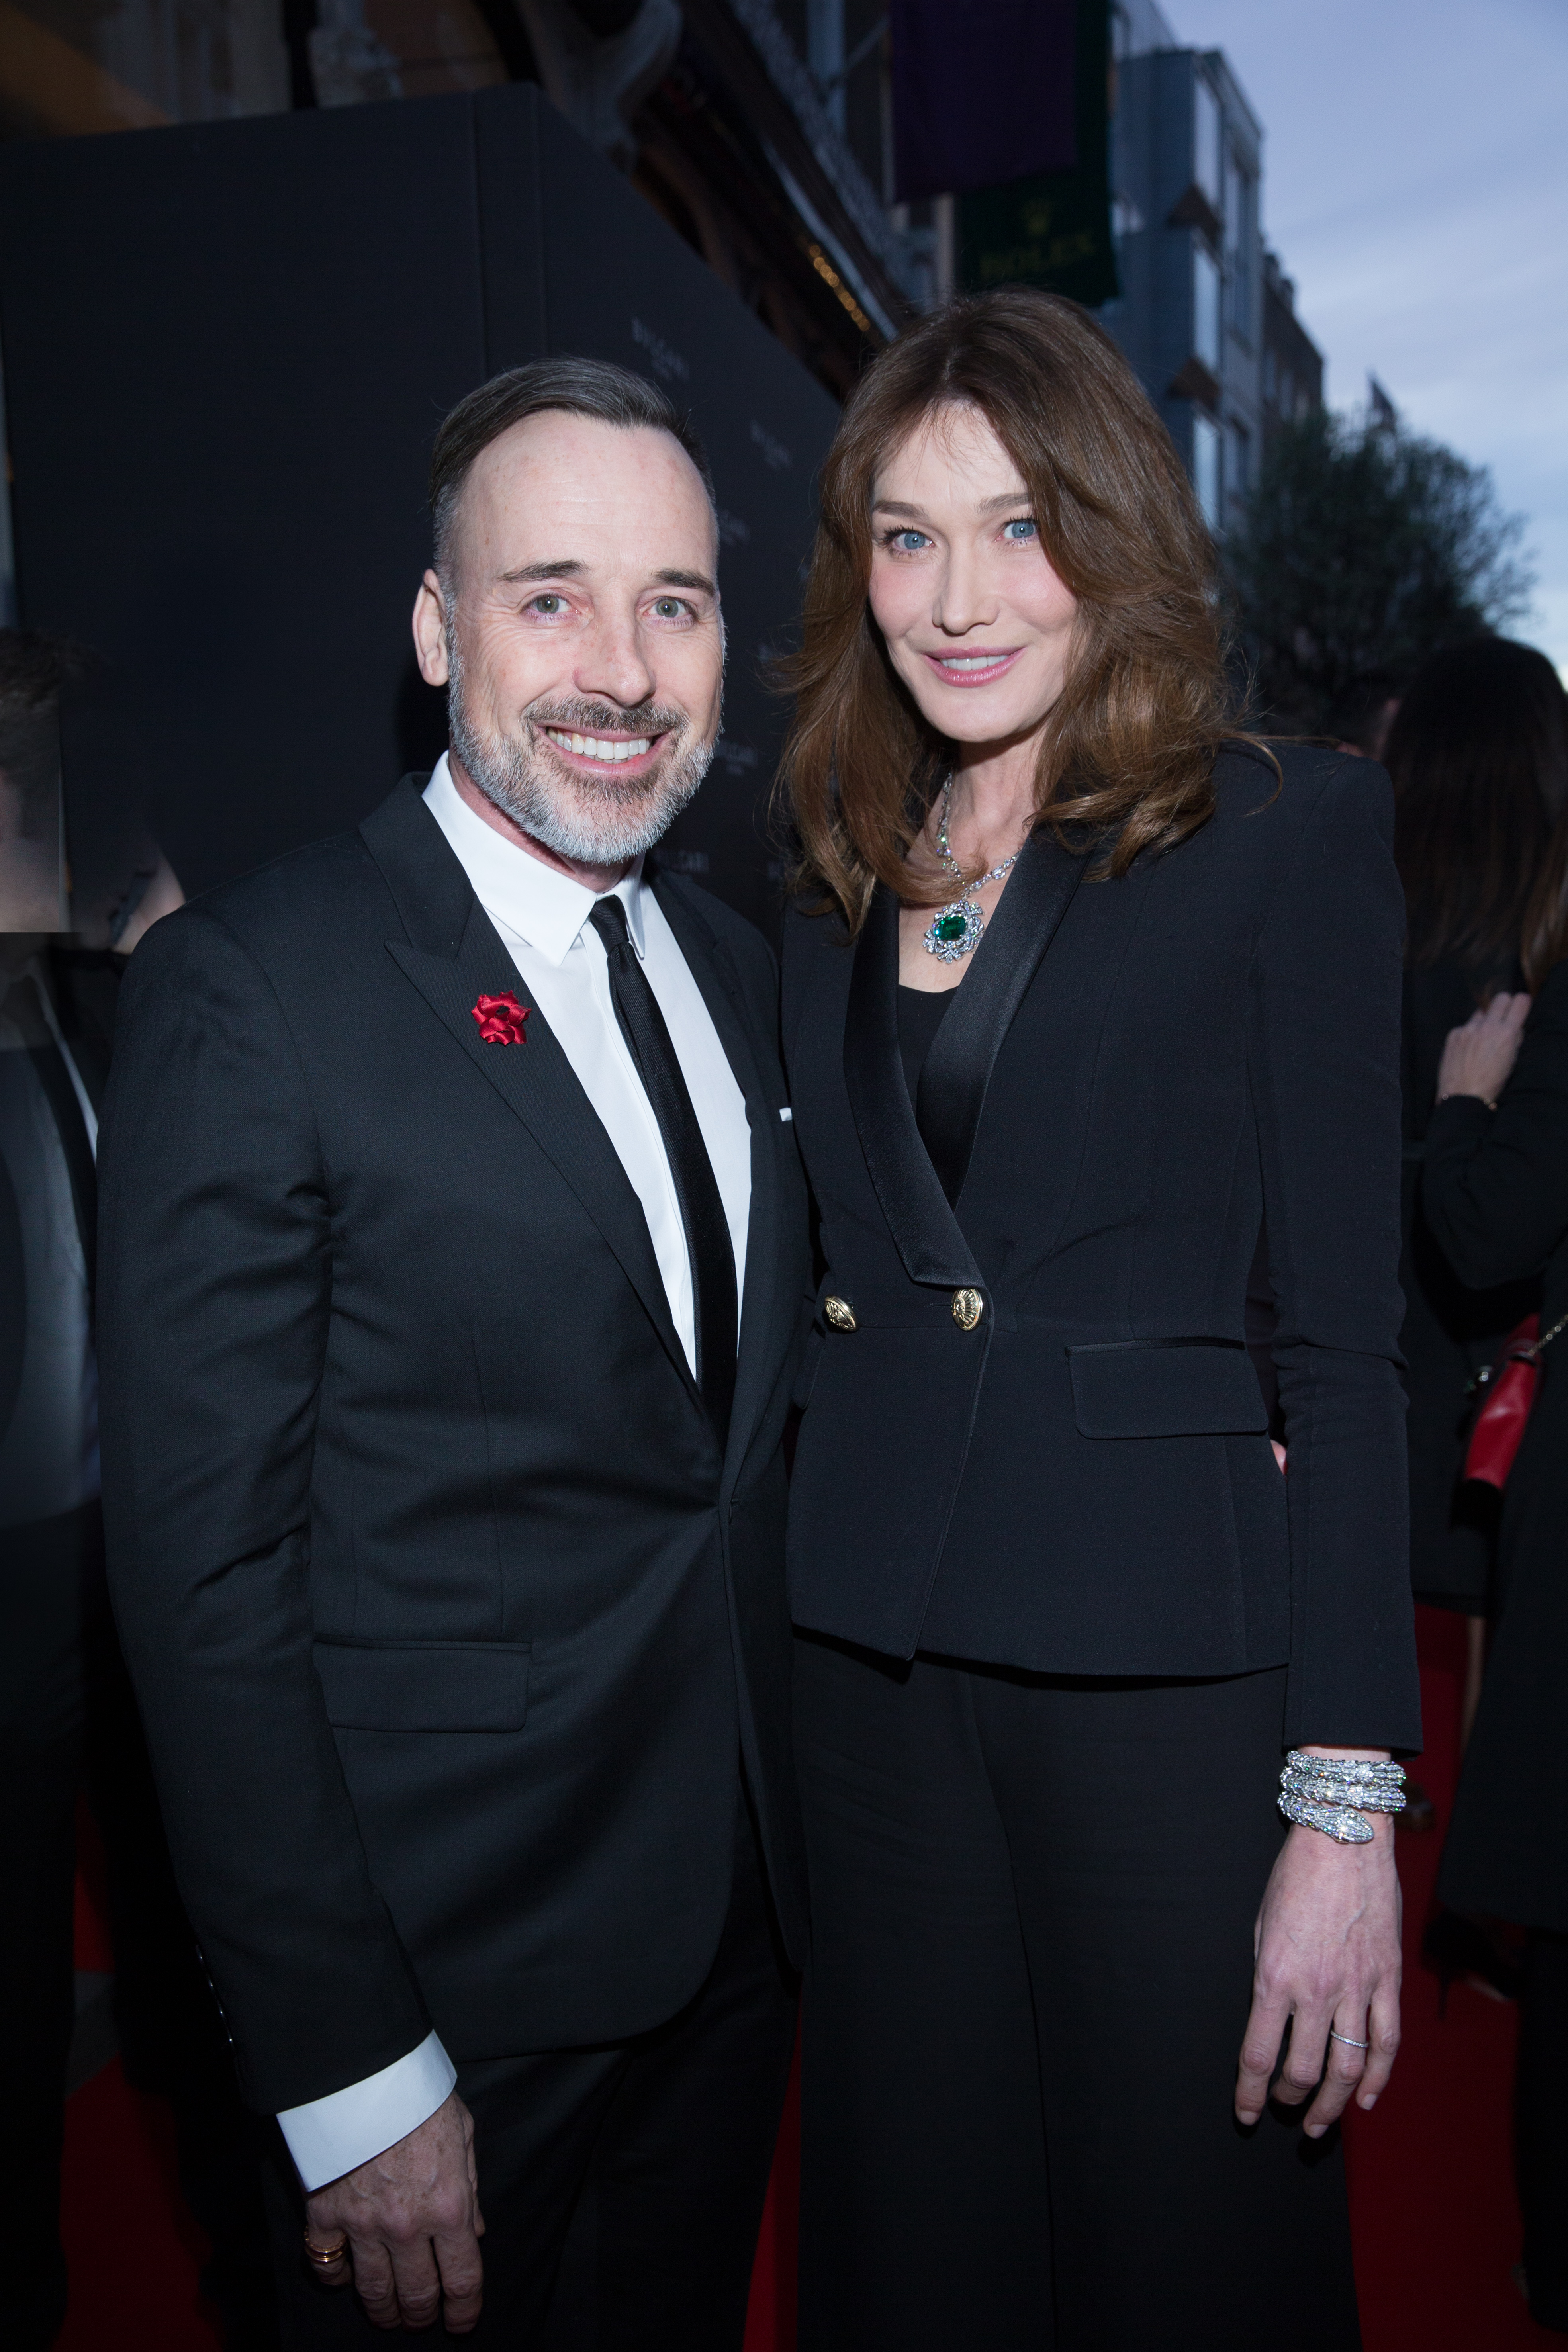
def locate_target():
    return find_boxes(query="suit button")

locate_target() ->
[824,1295,857,1332]
[951,1288,984,1331]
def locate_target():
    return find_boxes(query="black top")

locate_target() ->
[896,982,955,1106]
[783,744,1420,1753]
[1425,961,1568,1929]
[1400,956,1536,1608]
[96,778,810,2114]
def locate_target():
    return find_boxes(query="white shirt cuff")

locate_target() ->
[277,2029,457,2190]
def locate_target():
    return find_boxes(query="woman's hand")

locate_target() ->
[1235,1776,1402,2135]
[1437,992,1532,1109]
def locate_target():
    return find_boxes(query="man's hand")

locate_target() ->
[1235,1782,1402,2137]
[304,2091,485,2333]
[1437,991,1531,1109]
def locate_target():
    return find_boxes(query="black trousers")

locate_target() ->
[1519,1931,1568,2331]
[0,1503,272,2350]
[793,1636,1362,2352]
[267,1792,798,2349]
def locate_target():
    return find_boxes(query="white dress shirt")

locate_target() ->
[278,757,753,2189]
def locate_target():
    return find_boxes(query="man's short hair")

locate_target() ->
[429,357,716,586]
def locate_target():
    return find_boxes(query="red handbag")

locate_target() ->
[1463,1310,1566,1489]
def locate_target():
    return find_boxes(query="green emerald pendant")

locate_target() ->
[923,896,983,964]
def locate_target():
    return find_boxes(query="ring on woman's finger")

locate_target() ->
[1328,2027,1369,2050]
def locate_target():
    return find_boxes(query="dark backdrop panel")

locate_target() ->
[0,86,837,930]
[0,100,499,894]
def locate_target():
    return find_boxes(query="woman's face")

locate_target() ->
[867,403,1079,755]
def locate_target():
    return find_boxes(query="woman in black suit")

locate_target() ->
[1421,823,1568,2333]
[777,290,1420,2349]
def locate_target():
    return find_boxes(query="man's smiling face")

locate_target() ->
[413,409,724,865]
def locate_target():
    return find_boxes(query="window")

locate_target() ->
[1225,153,1254,341]
[1194,243,1221,372]
[1194,76,1221,208]
[1192,413,1221,529]
[1264,348,1277,403]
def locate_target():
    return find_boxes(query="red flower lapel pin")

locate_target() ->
[471,990,530,1045]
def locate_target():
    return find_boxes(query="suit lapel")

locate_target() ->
[363,782,701,1410]
[917,829,1087,1205]
[843,884,981,1289]
[651,872,786,1482]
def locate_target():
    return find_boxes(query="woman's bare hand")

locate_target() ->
[1235,1775,1402,2137]
[1437,992,1531,1109]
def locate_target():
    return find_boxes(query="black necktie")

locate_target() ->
[589,896,738,1442]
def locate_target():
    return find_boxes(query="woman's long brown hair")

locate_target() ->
[779,288,1239,929]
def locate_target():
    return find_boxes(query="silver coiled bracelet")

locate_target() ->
[1277,1751,1406,1845]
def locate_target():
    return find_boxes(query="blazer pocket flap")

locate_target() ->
[1069,1342,1267,1438]
[313,1641,531,1731]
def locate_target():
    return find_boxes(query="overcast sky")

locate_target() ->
[1170,0,1568,678]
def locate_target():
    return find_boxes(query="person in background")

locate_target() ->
[1328,669,1402,762]
[1420,789,1568,2333]
[0,630,112,2351]
[75,835,186,956]
[0,629,269,2349]
[1387,641,1568,1877]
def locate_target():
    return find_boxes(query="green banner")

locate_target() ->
[957,0,1118,309]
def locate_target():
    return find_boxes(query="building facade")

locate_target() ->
[1104,0,1319,534]
[0,0,1322,564]
[0,0,930,399]
[1261,246,1325,452]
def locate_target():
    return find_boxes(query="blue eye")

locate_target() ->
[885,528,930,553]
[1002,518,1038,542]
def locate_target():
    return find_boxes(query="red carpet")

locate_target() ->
[1343,1606,1558,2351]
[57,1609,1558,2350]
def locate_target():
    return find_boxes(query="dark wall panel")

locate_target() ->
[0,100,495,892]
[0,87,837,929]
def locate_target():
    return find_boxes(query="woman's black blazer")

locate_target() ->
[781,743,1421,1752]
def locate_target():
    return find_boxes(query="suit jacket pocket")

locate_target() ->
[312,1640,531,1732]
[1068,1341,1268,1438]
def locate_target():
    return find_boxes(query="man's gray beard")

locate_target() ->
[447,646,715,865]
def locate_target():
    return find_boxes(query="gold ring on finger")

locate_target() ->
[303,2231,348,2266]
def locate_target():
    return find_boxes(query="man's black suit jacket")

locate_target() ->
[783,744,1422,1754]
[96,779,810,2117]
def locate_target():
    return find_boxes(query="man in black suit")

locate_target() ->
[98,357,809,2345]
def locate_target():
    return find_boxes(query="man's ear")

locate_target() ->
[413,570,452,688]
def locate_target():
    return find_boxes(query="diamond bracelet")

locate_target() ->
[1277,1751,1406,1845]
